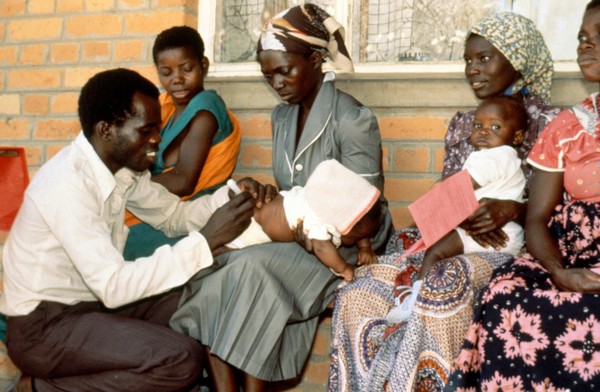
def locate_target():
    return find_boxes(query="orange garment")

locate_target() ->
[125,94,241,226]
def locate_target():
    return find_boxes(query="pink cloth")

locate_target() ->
[405,170,479,256]
[304,160,380,235]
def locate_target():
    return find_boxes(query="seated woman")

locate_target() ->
[170,5,393,392]
[329,12,560,392]
[124,26,241,259]
[446,2,600,389]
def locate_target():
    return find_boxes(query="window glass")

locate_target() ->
[206,0,581,66]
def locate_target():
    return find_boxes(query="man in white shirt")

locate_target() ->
[1,68,262,392]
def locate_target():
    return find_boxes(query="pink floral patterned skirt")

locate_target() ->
[446,200,600,391]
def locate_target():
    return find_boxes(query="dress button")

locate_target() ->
[295,164,303,171]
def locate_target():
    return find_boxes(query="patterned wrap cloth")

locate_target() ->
[258,4,354,74]
[328,12,558,392]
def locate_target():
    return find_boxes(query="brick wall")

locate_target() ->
[0,0,197,179]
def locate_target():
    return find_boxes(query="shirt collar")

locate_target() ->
[73,131,137,202]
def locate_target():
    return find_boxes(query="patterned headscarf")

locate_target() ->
[468,12,553,104]
[258,4,354,74]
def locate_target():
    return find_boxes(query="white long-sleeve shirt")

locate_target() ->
[0,132,230,316]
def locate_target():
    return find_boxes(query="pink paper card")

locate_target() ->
[408,170,479,249]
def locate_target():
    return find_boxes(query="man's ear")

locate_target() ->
[513,129,525,146]
[95,121,113,141]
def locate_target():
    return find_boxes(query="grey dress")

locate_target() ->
[170,75,393,381]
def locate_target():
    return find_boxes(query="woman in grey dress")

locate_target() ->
[170,4,393,391]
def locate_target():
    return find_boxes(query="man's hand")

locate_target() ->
[235,177,278,208]
[200,192,255,251]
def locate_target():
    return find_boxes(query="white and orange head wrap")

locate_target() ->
[258,4,354,74]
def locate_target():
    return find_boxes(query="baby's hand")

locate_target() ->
[357,248,378,265]
[338,264,355,282]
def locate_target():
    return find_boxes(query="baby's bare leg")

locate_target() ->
[418,230,463,280]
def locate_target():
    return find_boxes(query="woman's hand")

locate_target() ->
[291,220,314,253]
[460,198,524,247]
[235,178,278,208]
[469,229,509,250]
[550,267,600,293]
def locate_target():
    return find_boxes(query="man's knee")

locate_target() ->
[164,337,203,388]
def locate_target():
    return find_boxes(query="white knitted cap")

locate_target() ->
[304,160,380,235]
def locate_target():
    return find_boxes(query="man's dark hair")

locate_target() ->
[78,68,159,139]
[587,0,600,11]
[152,26,205,65]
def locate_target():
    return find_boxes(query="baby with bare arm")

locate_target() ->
[218,160,383,281]
[387,95,528,323]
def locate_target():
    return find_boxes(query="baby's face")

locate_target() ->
[471,102,519,150]
[340,214,379,246]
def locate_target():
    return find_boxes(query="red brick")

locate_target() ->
[24,145,43,166]
[51,43,80,64]
[24,95,50,116]
[0,47,17,65]
[384,177,437,203]
[125,12,186,34]
[0,118,29,139]
[34,119,80,139]
[239,144,272,169]
[238,115,271,138]
[433,146,445,173]
[0,0,26,17]
[301,358,330,384]
[86,0,118,11]
[392,146,431,173]
[118,0,148,9]
[156,0,187,6]
[380,117,448,140]
[0,95,20,115]
[381,145,389,172]
[83,41,111,62]
[19,44,48,65]
[52,93,79,114]
[0,21,5,41]
[57,0,85,13]
[8,18,62,40]
[8,69,61,89]
[390,206,414,230]
[28,1,55,14]
[66,15,123,37]
[47,143,70,159]
[154,0,198,13]
[114,40,145,62]
[310,330,331,356]
[64,67,106,88]
[136,65,160,85]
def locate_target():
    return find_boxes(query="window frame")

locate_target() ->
[198,0,579,78]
